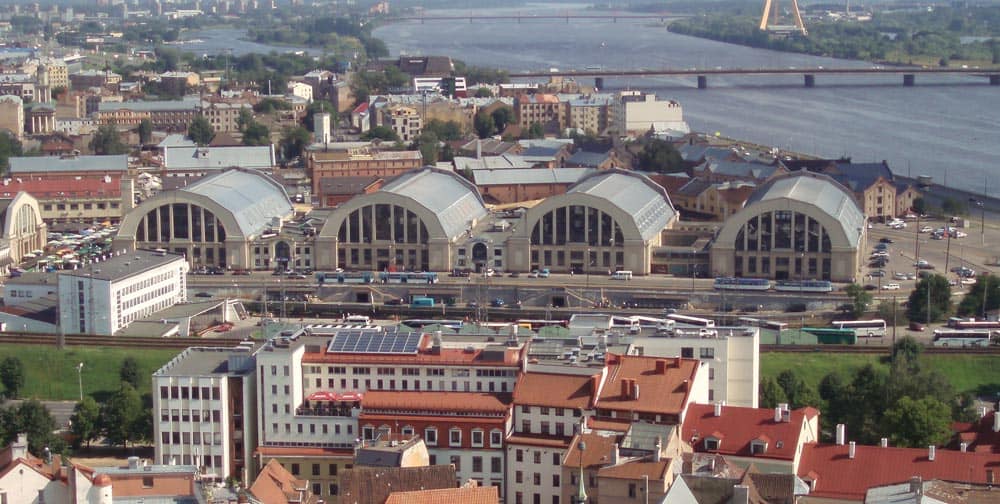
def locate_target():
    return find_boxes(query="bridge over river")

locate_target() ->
[512,66,1000,88]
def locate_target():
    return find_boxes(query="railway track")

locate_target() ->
[1,332,997,355]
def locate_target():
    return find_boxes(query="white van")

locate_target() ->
[611,270,633,280]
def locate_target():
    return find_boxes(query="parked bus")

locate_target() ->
[666,313,716,328]
[379,272,439,284]
[611,270,633,280]
[946,317,1000,330]
[713,277,772,291]
[932,329,993,347]
[802,327,857,345]
[737,317,789,331]
[831,319,887,338]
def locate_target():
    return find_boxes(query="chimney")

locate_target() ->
[909,476,923,496]
[848,441,856,459]
[928,445,936,461]
[128,456,140,470]
[993,411,1000,433]
[655,359,667,374]
[835,424,846,446]
[12,433,27,460]
[960,442,968,452]
[778,402,789,413]
[674,356,681,368]
[714,401,723,417]
[774,407,782,423]
[653,437,662,462]
[621,379,630,398]
[610,443,620,465]
[732,485,750,504]
[880,438,888,448]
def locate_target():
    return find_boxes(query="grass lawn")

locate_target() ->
[762,352,1000,396]
[0,344,179,401]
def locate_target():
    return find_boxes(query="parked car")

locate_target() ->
[893,272,908,280]
[882,283,901,290]
[508,271,520,278]
[879,237,894,244]
[195,291,212,298]
[528,270,540,278]
[919,225,933,233]
[384,297,406,306]
[909,321,925,332]
[870,270,886,277]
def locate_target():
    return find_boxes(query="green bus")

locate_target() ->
[802,327,857,345]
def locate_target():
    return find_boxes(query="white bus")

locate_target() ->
[831,319,887,338]
[666,313,716,328]
[611,270,633,280]
[737,317,789,331]
[932,329,993,347]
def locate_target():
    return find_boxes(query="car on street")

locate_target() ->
[882,283,901,290]
[893,272,908,280]
[195,291,212,298]
[508,271,520,278]
[879,238,894,244]
[870,270,886,277]
[919,225,933,233]
[528,270,539,278]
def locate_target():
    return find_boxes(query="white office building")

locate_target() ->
[152,344,258,482]
[57,249,189,335]
[634,326,760,408]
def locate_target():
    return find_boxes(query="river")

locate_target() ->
[372,4,999,194]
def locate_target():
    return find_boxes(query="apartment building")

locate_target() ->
[612,91,685,137]
[0,95,24,139]
[200,100,252,133]
[152,344,258,482]
[308,147,422,199]
[567,94,613,135]
[516,94,564,132]
[95,96,200,132]
[380,105,422,142]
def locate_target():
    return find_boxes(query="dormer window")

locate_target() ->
[704,437,720,451]
[750,440,768,455]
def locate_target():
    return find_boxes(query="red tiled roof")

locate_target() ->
[797,443,1000,501]
[361,391,512,414]
[596,354,699,417]
[587,417,632,433]
[0,176,122,198]
[597,459,671,480]
[385,486,498,504]
[512,372,596,409]
[563,431,622,469]
[682,403,817,461]
[359,414,506,427]
[950,412,1000,453]
[353,102,369,114]
[248,459,319,504]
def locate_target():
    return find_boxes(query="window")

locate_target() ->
[449,428,462,446]
[472,456,483,473]
[312,464,320,476]
[329,484,338,496]
[533,452,541,464]
[450,455,461,471]
[552,453,560,465]
[425,428,437,446]
[516,449,523,462]
[681,347,694,358]
[700,347,715,359]
[628,483,637,498]
[490,429,503,447]
[291,463,300,475]
[533,473,541,485]
[552,474,560,487]
[704,438,720,451]
[750,440,767,455]
[472,429,484,447]
[515,470,523,483]
[491,456,502,473]
[142,476,154,488]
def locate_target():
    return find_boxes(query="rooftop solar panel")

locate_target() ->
[326,330,421,354]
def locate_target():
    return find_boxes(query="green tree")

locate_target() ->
[490,106,515,134]
[236,108,255,132]
[416,131,440,165]
[361,126,399,142]
[280,126,312,161]
[423,119,464,141]
[636,139,684,173]
[89,124,129,155]
[912,197,927,215]
[100,384,144,449]
[889,336,923,372]
[526,122,545,139]
[0,357,25,399]
[187,115,214,146]
[137,119,153,145]
[957,274,1000,317]
[242,121,271,146]
[119,357,141,389]
[758,376,787,408]
[1,400,63,455]
[474,111,496,139]
[0,132,23,175]
[882,396,952,448]
[907,274,952,323]
[843,283,873,319]
[70,397,101,448]
[303,100,338,134]
[941,197,966,216]
[475,87,494,98]
[776,369,821,409]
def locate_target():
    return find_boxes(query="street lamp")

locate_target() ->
[76,363,84,401]
[690,249,697,297]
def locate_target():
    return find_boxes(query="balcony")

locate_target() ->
[295,404,356,417]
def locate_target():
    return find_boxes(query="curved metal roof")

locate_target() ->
[746,170,865,247]
[569,169,676,241]
[380,167,487,239]
[181,169,293,237]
